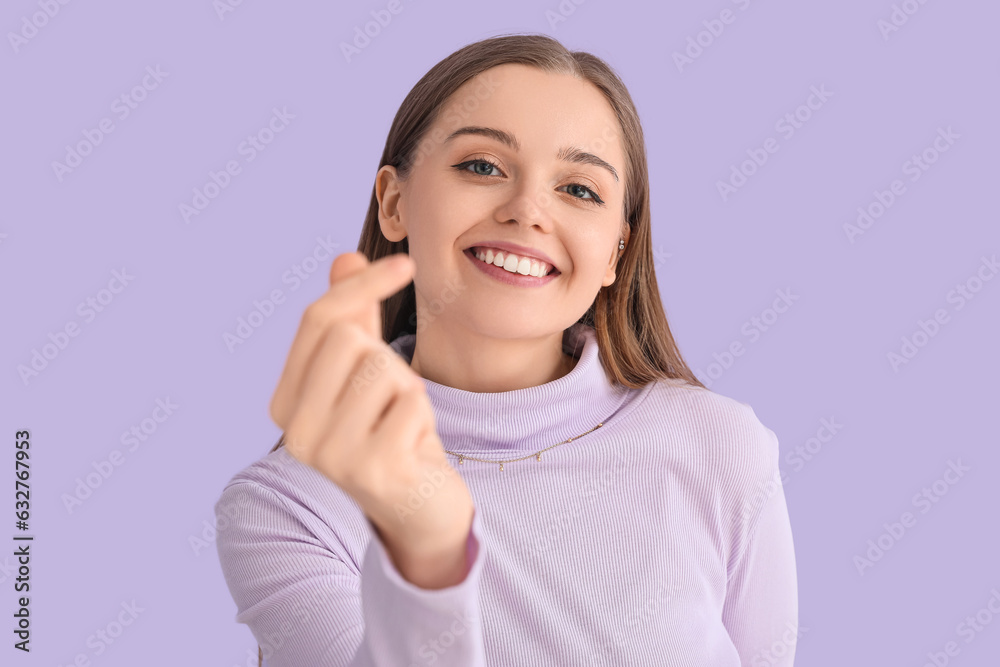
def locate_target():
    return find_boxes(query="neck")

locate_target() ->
[409,324,578,393]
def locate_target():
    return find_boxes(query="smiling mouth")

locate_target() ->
[464,246,561,276]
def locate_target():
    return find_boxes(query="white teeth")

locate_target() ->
[473,247,552,277]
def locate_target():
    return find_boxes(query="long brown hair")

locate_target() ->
[255,31,704,667]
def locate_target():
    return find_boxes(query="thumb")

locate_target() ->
[329,250,369,285]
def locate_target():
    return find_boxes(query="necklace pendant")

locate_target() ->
[499,462,504,471]
[536,452,542,461]
[458,455,464,465]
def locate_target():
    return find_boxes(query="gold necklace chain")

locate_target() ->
[444,422,605,471]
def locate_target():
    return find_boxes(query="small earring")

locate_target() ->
[619,238,625,251]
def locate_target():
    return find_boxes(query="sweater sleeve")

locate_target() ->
[213,480,487,667]
[720,427,800,666]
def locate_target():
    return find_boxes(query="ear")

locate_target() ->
[601,223,630,287]
[376,165,407,243]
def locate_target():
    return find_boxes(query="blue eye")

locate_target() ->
[452,158,605,206]
[463,158,502,177]
[563,184,600,202]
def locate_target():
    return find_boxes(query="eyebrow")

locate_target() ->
[444,126,619,183]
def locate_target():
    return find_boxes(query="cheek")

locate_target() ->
[566,233,613,265]
[415,174,470,211]
[441,187,493,223]
[562,250,606,285]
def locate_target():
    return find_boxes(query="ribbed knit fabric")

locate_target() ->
[214,322,799,666]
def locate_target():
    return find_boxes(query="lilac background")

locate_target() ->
[2,0,998,665]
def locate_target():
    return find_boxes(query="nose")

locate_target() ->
[493,181,556,231]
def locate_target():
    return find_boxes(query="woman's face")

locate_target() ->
[376,62,629,340]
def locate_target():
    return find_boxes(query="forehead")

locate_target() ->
[432,63,623,165]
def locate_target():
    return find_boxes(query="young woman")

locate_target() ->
[214,33,798,667]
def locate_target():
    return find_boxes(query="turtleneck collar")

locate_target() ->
[387,322,633,454]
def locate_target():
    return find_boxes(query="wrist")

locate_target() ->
[373,521,474,590]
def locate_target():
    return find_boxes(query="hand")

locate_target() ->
[268,251,475,589]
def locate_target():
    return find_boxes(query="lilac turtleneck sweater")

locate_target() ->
[214,322,799,666]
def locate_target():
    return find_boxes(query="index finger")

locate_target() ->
[269,252,415,427]
[328,250,412,284]
[325,252,414,335]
